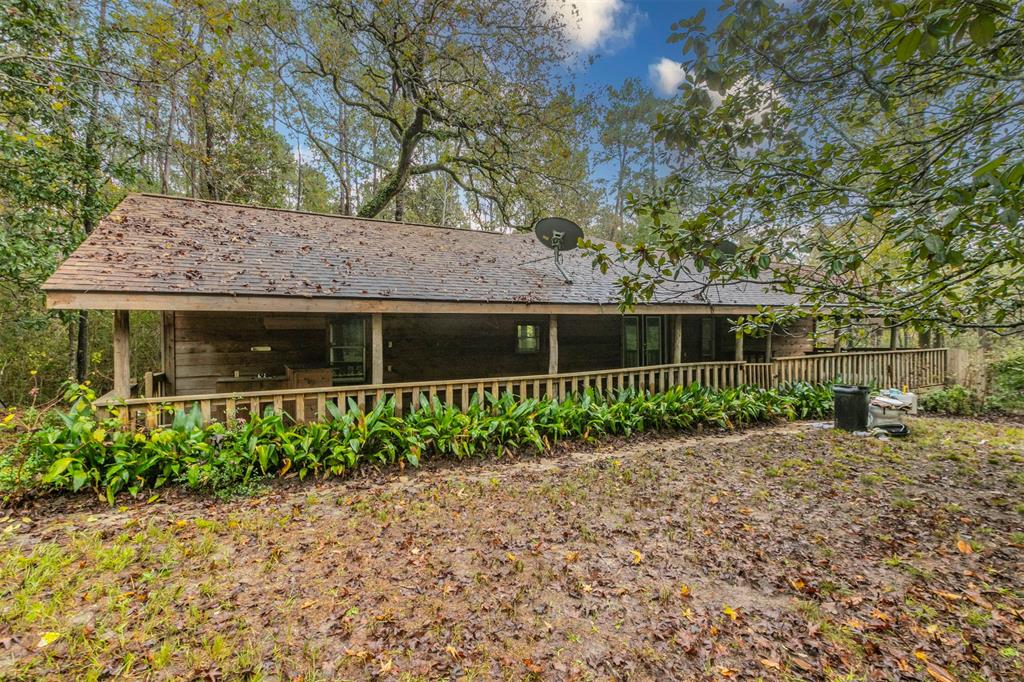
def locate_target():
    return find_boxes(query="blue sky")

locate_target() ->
[555,0,724,96]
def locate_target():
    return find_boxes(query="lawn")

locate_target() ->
[1,417,1022,681]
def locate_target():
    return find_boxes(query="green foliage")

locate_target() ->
[4,381,833,503]
[920,385,982,415]
[601,0,1024,335]
[986,347,1024,412]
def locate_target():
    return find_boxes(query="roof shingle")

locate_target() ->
[43,193,801,309]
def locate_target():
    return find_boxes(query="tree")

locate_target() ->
[598,0,1024,336]
[263,0,589,225]
[124,0,294,205]
[593,79,663,241]
[1,0,136,383]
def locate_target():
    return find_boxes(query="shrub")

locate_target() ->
[920,385,982,415]
[986,347,1024,412]
[2,381,833,503]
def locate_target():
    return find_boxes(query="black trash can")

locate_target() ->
[833,385,869,431]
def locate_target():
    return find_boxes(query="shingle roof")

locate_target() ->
[44,193,802,309]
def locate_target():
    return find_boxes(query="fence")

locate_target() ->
[97,349,947,429]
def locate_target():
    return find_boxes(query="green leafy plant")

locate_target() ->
[986,347,1024,412]
[920,385,982,416]
[6,381,834,503]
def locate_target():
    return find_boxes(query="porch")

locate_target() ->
[109,310,817,400]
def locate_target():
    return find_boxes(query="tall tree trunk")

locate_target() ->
[75,0,109,384]
[357,108,426,218]
[201,66,215,200]
[160,77,176,194]
[394,190,404,221]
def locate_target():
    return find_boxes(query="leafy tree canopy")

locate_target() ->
[595,0,1024,336]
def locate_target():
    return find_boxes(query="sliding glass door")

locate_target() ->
[622,316,664,367]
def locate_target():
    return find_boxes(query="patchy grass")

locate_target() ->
[1,417,1022,680]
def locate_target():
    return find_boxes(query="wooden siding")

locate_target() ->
[173,312,328,395]
[772,318,815,358]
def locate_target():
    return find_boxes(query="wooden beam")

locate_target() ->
[548,315,558,375]
[734,330,744,362]
[44,289,795,317]
[371,313,383,384]
[113,310,131,398]
[672,315,683,364]
[161,311,175,394]
[765,329,773,361]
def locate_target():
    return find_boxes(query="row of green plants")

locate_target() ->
[2,381,834,503]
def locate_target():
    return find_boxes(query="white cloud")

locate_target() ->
[548,0,638,52]
[649,57,686,96]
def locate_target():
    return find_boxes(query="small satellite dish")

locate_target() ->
[531,217,583,284]
[534,217,583,252]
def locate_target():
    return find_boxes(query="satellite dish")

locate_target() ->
[531,217,583,284]
[534,217,584,252]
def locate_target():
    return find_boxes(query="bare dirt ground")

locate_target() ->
[1,417,1022,681]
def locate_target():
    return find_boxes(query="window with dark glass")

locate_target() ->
[622,316,640,366]
[515,322,542,353]
[644,316,663,365]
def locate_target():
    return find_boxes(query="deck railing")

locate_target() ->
[771,348,947,389]
[97,348,947,429]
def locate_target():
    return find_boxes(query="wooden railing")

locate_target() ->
[99,360,746,429]
[96,349,948,429]
[771,348,946,389]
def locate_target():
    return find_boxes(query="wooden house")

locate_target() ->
[43,194,946,426]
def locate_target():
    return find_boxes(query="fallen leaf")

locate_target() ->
[37,632,61,649]
[630,549,643,565]
[956,538,973,555]
[679,583,691,598]
[723,606,739,621]
[934,590,962,601]
[759,658,781,670]
[926,661,958,682]
[523,658,543,674]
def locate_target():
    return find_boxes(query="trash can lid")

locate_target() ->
[833,385,870,393]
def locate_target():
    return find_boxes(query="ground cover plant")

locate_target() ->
[1,382,833,504]
[0,416,1021,680]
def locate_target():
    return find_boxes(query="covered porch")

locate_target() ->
[107,309,815,401]
[99,308,946,429]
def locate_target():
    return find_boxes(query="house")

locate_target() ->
[43,194,945,426]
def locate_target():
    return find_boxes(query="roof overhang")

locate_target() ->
[45,290,776,316]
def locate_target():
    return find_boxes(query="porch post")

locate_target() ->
[672,315,682,364]
[161,311,175,394]
[734,330,744,361]
[765,329,773,361]
[371,312,384,384]
[113,310,131,398]
[548,315,558,374]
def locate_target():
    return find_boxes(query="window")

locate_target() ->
[644,316,663,365]
[622,316,640,366]
[700,318,715,359]
[329,317,366,384]
[515,322,542,353]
